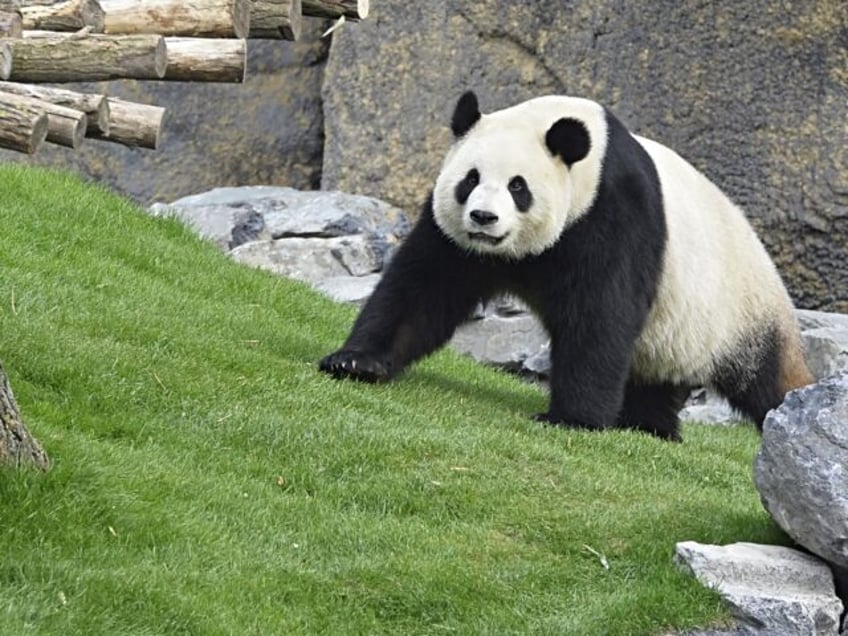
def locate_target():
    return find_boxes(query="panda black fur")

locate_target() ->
[320,91,813,441]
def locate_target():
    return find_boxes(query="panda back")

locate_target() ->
[630,135,797,385]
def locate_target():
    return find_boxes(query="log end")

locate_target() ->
[46,110,87,149]
[0,41,11,81]
[26,111,47,153]
[232,0,251,39]
[358,0,369,20]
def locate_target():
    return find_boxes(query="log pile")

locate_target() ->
[0,0,370,154]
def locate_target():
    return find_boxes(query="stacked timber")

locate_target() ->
[0,0,370,154]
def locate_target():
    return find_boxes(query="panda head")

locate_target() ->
[432,91,607,258]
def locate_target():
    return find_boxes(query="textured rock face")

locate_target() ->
[674,541,844,635]
[798,310,848,380]
[0,25,329,205]
[754,372,848,569]
[150,186,408,287]
[322,0,848,310]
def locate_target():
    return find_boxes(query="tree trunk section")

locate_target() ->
[101,0,250,38]
[164,37,246,82]
[250,0,301,40]
[88,96,163,148]
[18,0,104,32]
[301,0,367,20]
[0,9,22,36]
[0,91,48,152]
[0,41,11,80]
[0,80,109,134]
[10,32,166,82]
[0,361,50,470]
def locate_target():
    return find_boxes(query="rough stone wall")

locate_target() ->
[322,1,848,311]
[0,21,330,205]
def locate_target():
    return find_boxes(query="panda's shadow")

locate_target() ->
[406,368,546,420]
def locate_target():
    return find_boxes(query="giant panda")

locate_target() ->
[319,91,814,441]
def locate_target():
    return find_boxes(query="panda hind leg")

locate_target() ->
[615,381,691,442]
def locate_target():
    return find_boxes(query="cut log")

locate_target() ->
[11,33,166,82]
[164,37,246,82]
[0,9,22,36]
[0,361,50,470]
[301,0,367,20]
[88,97,163,149]
[18,0,104,32]
[0,80,109,134]
[0,91,48,153]
[0,41,11,81]
[101,0,250,38]
[250,0,301,40]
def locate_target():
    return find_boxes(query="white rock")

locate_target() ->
[674,541,844,635]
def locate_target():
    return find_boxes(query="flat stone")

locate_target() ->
[674,541,843,635]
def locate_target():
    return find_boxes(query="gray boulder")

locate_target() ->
[674,541,844,635]
[451,309,548,373]
[154,185,409,253]
[230,235,380,285]
[754,372,848,569]
[798,310,848,380]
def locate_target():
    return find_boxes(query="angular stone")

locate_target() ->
[674,541,844,635]
[450,313,548,372]
[154,186,409,259]
[313,274,381,304]
[230,235,380,285]
[798,310,848,380]
[754,372,848,569]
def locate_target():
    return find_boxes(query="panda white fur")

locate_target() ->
[320,91,813,441]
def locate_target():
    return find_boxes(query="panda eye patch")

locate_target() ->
[508,176,527,192]
[508,176,533,212]
[455,168,480,204]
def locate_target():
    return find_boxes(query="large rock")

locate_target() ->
[153,186,409,252]
[754,372,848,569]
[674,541,844,635]
[1,26,329,205]
[322,0,848,311]
[798,310,848,380]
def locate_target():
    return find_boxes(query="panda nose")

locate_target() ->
[470,209,499,226]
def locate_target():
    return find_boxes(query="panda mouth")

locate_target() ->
[468,232,507,246]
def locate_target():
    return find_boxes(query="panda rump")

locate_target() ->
[319,91,813,441]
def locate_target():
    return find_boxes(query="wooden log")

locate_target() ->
[0,91,48,153]
[0,9,22,36]
[101,0,249,38]
[88,97,163,149]
[164,37,246,82]
[11,33,166,82]
[301,0,367,20]
[18,0,104,32]
[0,80,109,134]
[250,0,301,40]
[0,41,11,81]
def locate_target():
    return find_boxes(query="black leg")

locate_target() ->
[712,329,783,430]
[616,381,691,442]
[320,199,494,383]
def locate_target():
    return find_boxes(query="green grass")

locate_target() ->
[0,164,784,635]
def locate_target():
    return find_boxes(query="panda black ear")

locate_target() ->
[451,91,481,138]
[545,118,591,166]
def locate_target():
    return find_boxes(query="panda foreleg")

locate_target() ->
[535,312,637,432]
[320,210,488,383]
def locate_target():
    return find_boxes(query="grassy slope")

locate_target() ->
[0,165,784,635]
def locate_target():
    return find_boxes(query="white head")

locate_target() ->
[432,91,609,258]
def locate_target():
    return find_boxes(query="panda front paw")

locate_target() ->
[318,350,392,383]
